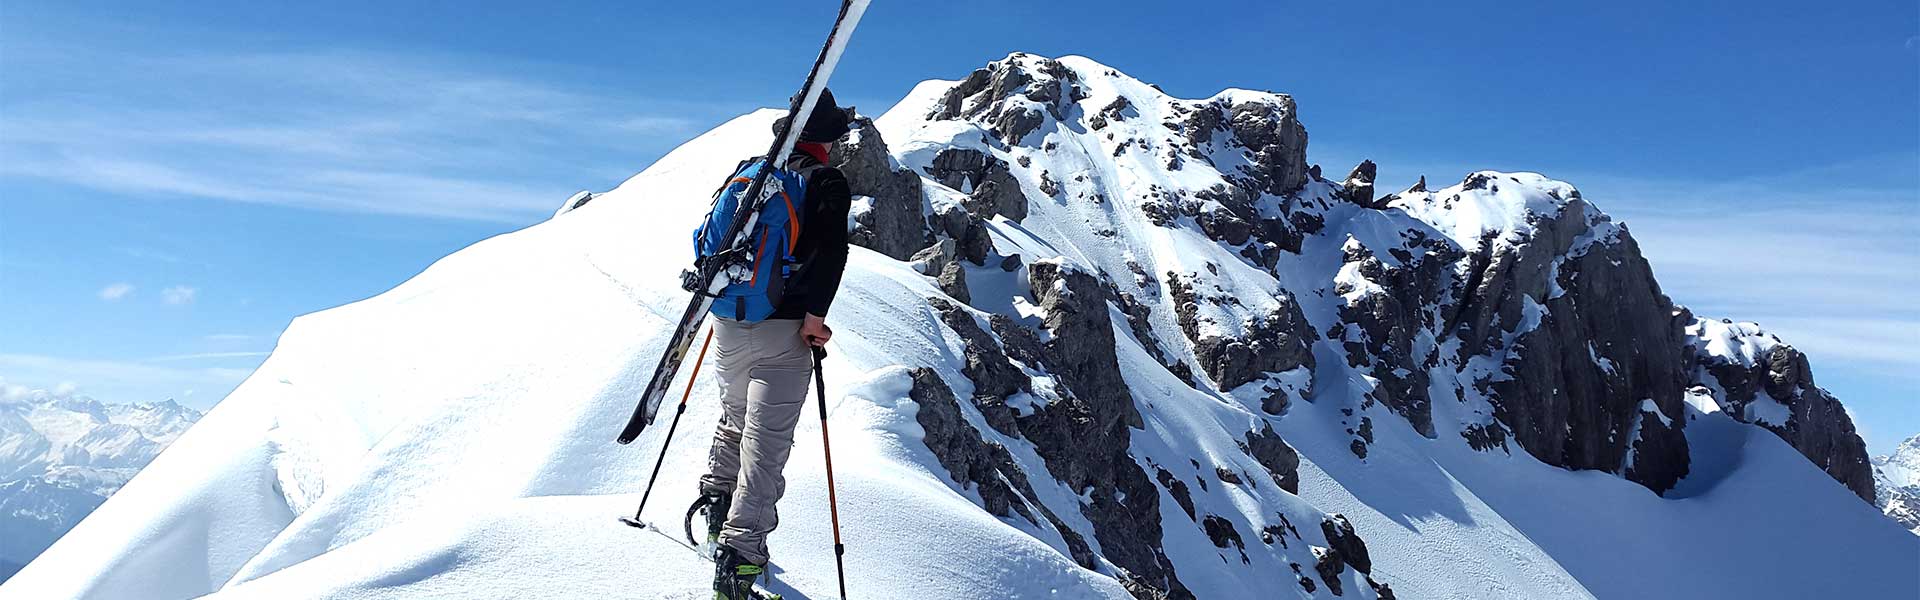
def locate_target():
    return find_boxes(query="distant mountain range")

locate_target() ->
[0,389,201,582]
[1873,434,1920,534]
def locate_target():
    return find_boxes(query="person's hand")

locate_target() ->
[802,313,833,347]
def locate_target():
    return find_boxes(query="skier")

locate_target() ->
[696,90,854,600]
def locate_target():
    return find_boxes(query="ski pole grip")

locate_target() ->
[813,346,828,361]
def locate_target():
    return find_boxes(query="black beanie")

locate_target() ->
[773,88,852,143]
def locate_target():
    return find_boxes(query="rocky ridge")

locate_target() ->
[842,52,1878,598]
[1683,318,1875,501]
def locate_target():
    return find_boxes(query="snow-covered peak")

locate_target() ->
[105,400,198,444]
[884,51,1311,199]
[1875,434,1920,489]
[1686,317,1787,368]
[1872,434,1920,535]
[1388,171,1610,253]
[3,392,199,452]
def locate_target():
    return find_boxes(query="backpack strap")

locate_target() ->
[774,154,835,297]
[711,157,758,200]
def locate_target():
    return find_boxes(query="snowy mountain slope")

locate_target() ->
[1872,434,1920,534]
[8,53,1915,600]
[0,390,200,584]
[3,111,1154,600]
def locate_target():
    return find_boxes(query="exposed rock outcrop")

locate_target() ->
[1319,514,1372,574]
[927,54,1083,146]
[1334,231,1462,437]
[1012,259,1185,599]
[830,116,930,260]
[1168,273,1316,404]
[911,239,958,279]
[1243,422,1300,494]
[1090,95,1132,131]
[937,263,972,304]
[1313,546,1346,596]
[924,148,1029,223]
[1201,515,1249,563]
[1166,93,1309,198]
[1437,179,1692,492]
[1340,160,1377,208]
[1225,97,1310,196]
[1689,317,1876,502]
[907,368,1095,566]
[928,298,1025,436]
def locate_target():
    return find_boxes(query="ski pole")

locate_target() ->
[622,326,715,529]
[812,345,849,599]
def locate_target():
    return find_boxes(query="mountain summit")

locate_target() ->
[5,53,1912,599]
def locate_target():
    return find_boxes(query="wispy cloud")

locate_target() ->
[160,285,198,306]
[0,42,729,223]
[1550,155,1920,414]
[144,351,271,362]
[0,354,256,408]
[98,283,135,301]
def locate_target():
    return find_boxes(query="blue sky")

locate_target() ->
[1,1,1914,453]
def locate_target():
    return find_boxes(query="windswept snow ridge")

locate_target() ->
[6,53,1912,600]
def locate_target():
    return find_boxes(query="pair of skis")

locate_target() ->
[617,2,871,599]
[617,0,872,446]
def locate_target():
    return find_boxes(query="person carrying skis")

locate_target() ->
[696,89,854,600]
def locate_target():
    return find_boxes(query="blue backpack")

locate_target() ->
[693,156,823,322]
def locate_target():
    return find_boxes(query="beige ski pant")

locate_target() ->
[699,317,815,566]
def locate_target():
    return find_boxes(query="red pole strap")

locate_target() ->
[680,329,715,409]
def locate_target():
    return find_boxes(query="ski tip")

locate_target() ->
[616,416,652,445]
[615,426,643,445]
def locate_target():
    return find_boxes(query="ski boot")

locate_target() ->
[685,490,731,554]
[713,545,780,600]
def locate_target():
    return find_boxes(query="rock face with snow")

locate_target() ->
[6,52,1913,600]
[1684,318,1875,501]
[831,115,931,261]
[0,390,199,582]
[1338,160,1377,208]
[1391,175,1694,491]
